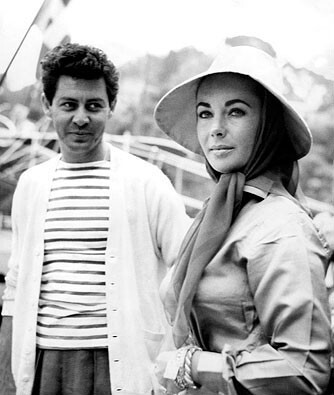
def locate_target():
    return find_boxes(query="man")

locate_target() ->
[0,43,191,395]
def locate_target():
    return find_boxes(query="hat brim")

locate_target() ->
[154,70,312,159]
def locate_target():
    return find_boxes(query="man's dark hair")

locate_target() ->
[40,43,119,108]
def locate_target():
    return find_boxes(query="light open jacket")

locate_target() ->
[2,143,191,395]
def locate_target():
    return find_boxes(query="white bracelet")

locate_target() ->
[183,346,201,388]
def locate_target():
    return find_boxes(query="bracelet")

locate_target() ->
[183,346,201,388]
[174,345,202,390]
[174,347,188,390]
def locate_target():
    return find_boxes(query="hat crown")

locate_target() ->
[209,45,284,94]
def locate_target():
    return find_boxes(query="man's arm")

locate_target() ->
[147,166,192,267]
[0,316,15,395]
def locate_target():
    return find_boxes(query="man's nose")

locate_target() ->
[73,107,89,127]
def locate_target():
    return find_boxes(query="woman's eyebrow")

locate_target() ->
[196,102,210,109]
[196,99,252,108]
[225,99,251,107]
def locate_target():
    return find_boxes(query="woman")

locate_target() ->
[154,37,332,394]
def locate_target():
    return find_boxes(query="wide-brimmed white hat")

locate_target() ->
[154,37,312,159]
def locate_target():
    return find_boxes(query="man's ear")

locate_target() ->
[41,93,52,118]
[110,98,117,113]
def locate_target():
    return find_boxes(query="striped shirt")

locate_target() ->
[37,159,110,349]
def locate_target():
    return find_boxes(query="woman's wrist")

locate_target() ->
[163,345,202,390]
[190,349,201,384]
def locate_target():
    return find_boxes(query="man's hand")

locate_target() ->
[0,316,16,395]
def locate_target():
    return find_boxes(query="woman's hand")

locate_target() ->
[155,350,185,394]
[155,348,229,394]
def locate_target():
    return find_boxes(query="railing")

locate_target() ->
[0,128,333,217]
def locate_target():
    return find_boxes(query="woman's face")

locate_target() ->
[196,73,262,174]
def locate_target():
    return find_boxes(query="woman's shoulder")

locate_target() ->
[243,193,308,227]
[239,193,331,256]
[238,193,317,242]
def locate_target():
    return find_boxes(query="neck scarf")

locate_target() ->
[164,91,308,347]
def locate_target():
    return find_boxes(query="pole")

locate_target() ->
[0,0,48,88]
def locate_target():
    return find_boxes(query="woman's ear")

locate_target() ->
[41,93,52,119]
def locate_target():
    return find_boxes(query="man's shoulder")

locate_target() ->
[109,143,164,177]
[18,156,58,182]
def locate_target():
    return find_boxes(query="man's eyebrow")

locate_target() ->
[57,97,106,102]
[58,96,77,101]
[87,98,107,102]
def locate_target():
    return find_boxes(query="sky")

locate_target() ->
[0,0,333,91]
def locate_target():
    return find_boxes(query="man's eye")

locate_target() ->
[61,102,75,109]
[87,103,102,111]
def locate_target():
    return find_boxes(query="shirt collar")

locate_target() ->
[244,171,291,200]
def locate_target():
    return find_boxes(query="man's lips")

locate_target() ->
[70,130,92,136]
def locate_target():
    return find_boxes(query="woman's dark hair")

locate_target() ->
[40,43,119,108]
[201,75,295,185]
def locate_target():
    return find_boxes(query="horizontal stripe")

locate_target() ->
[42,269,106,275]
[51,186,109,191]
[53,175,109,180]
[58,166,109,171]
[43,259,104,265]
[36,345,108,350]
[45,227,108,232]
[38,302,107,309]
[44,249,106,254]
[41,280,105,285]
[46,217,109,221]
[41,290,105,296]
[37,322,107,329]
[46,237,107,243]
[48,206,109,211]
[49,196,109,201]
[36,333,108,340]
[38,313,107,318]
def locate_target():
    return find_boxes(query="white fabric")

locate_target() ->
[2,143,191,395]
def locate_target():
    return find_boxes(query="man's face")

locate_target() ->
[42,76,112,163]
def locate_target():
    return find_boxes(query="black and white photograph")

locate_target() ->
[0,1,333,394]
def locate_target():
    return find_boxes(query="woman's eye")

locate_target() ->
[197,110,212,119]
[229,108,245,117]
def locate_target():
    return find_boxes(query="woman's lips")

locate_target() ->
[210,145,233,151]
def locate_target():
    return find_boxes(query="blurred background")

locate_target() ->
[0,0,333,289]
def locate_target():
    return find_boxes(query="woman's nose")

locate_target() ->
[210,117,227,137]
[73,107,89,126]
[210,123,227,138]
